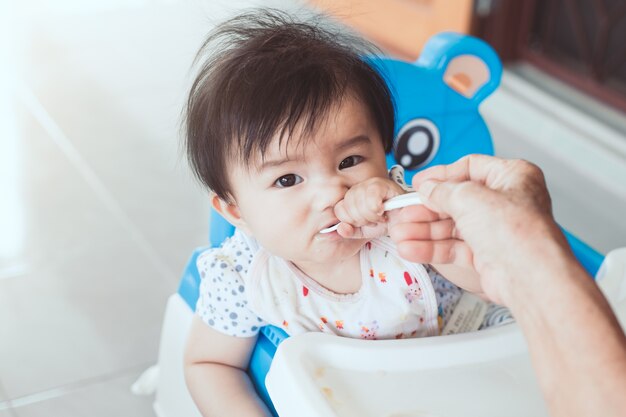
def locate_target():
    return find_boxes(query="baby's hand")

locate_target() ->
[334,177,405,239]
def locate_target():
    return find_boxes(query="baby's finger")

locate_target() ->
[336,222,355,238]
[356,192,385,224]
[340,222,387,240]
[341,190,380,226]
[346,187,384,223]
[346,189,367,223]
[335,199,361,227]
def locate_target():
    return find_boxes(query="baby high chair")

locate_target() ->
[148,33,624,417]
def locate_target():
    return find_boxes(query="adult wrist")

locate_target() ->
[497,220,579,310]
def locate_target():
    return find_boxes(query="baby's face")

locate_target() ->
[228,95,388,267]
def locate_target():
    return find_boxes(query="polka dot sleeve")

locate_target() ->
[195,234,267,337]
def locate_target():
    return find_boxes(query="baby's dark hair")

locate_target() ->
[184,9,395,202]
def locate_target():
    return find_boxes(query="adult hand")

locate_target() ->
[388,154,572,305]
[390,154,626,417]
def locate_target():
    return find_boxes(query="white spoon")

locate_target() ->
[319,192,423,234]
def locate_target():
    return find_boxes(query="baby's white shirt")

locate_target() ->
[195,165,514,338]
[195,229,465,339]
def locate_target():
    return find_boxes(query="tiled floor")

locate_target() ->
[1,1,300,415]
[2,1,625,416]
[6,370,156,417]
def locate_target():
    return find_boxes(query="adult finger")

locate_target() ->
[387,204,448,228]
[412,154,523,190]
[388,218,457,242]
[417,179,497,219]
[396,239,473,267]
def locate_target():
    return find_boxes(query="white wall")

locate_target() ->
[482,70,626,254]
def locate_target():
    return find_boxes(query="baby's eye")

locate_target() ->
[274,174,303,188]
[339,155,363,170]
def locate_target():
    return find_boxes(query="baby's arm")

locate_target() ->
[184,316,272,417]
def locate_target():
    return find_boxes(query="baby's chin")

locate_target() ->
[266,235,367,265]
[310,238,365,260]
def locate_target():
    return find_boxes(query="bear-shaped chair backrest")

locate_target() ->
[369,32,502,181]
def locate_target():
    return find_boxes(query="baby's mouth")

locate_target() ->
[319,223,339,234]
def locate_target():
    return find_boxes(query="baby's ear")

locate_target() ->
[211,193,251,234]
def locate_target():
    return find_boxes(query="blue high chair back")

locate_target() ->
[176,33,604,415]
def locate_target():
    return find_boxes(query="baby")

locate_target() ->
[183,9,506,417]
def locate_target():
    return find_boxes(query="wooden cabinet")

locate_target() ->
[308,0,474,61]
